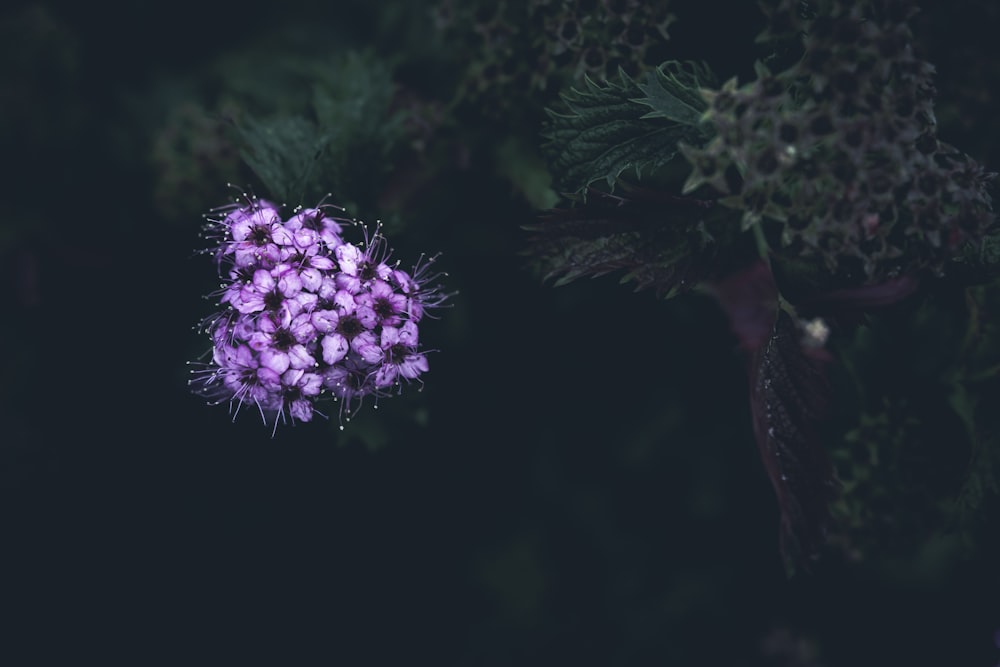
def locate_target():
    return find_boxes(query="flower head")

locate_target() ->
[190,192,450,434]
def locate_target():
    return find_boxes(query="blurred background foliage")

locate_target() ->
[2,0,999,664]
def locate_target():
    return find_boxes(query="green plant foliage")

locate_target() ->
[494,136,561,211]
[951,230,1000,285]
[236,115,330,205]
[542,62,716,193]
[232,52,408,209]
[524,186,737,297]
[435,0,676,121]
[633,60,715,125]
[150,101,242,222]
[529,0,1000,574]
[828,281,1000,559]
[681,1,996,282]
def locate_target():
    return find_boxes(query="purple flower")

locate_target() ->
[190,342,279,422]
[350,330,383,365]
[190,194,451,434]
[248,308,316,370]
[374,322,429,389]
[321,358,379,420]
[225,201,293,268]
[284,206,344,252]
[393,253,451,322]
[334,240,392,293]
[321,331,350,365]
[281,368,323,422]
[355,279,407,326]
[233,264,305,314]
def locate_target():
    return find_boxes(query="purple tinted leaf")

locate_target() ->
[524,187,718,296]
[749,311,839,574]
[709,261,838,571]
[795,274,921,320]
[707,260,779,351]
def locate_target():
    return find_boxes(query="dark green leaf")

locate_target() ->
[542,62,716,193]
[231,51,408,208]
[632,60,715,125]
[950,230,1000,285]
[237,115,330,204]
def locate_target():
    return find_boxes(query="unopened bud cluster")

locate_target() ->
[681,0,995,280]
[189,194,448,432]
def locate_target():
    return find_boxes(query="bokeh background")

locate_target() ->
[3,1,999,664]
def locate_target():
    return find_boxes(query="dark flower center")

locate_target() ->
[359,260,378,281]
[302,210,324,231]
[273,329,295,350]
[251,225,271,246]
[345,372,366,390]
[232,266,254,283]
[374,298,396,318]
[336,315,364,339]
[264,290,284,311]
[386,343,411,364]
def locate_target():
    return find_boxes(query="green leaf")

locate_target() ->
[632,60,716,125]
[230,51,408,209]
[237,115,330,204]
[542,61,716,193]
[950,230,1000,285]
[311,51,402,153]
[494,135,560,210]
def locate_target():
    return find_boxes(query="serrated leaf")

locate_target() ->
[632,60,716,125]
[542,62,716,193]
[237,115,330,203]
[950,230,1000,285]
[750,311,838,574]
[230,51,407,208]
[709,261,838,574]
[312,51,402,151]
[524,187,720,296]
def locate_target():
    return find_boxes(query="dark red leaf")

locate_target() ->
[707,260,779,350]
[794,274,920,320]
[523,187,719,295]
[710,261,839,573]
[749,311,839,573]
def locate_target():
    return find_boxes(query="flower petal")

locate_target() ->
[288,344,315,370]
[351,331,383,364]
[312,309,340,334]
[321,333,349,365]
[260,348,290,375]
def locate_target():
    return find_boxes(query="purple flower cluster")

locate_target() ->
[190,195,448,432]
